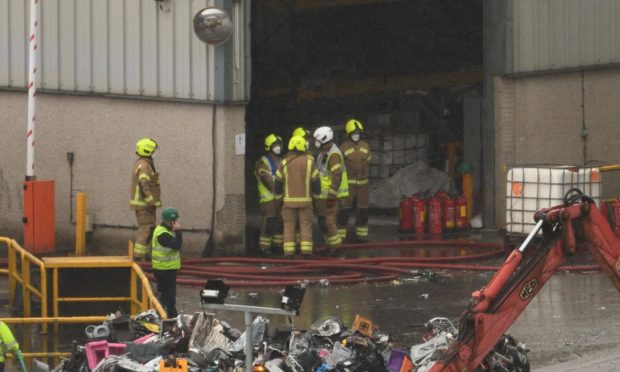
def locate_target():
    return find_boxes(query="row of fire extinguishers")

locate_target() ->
[599,199,620,238]
[399,191,469,234]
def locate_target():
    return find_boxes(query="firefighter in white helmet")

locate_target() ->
[313,126,349,253]
[338,119,372,242]
[255,134,284,254]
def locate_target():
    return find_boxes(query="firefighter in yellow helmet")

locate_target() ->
[338,119,372,242]
[313,126,349,253]
[292,127,313,157]
[255,134,284,254]
[129,138,161,260]
[0,321,24,372]
[275,135,321,257]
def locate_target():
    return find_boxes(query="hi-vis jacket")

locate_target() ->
[151,224,181,270]
[129,157,161,210]
[316,143,349,199]
[339,139,372,185]
[255,154,282,204]
[275,152,320,208]
[0,321,19,363]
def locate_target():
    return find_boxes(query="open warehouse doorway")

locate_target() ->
[245,0,484,246]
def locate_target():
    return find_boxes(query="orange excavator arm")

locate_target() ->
[431,191,620,372]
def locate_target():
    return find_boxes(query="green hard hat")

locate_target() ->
[161,208,179,221]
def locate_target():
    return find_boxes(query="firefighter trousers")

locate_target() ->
[134,206,156,259]
[259,201,283,252]
[282,206,313,256]
[317,199,343,249]
[338,184,369,242]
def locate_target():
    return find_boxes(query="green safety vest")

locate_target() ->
[317,145,349,199]
[256,156,277,204]
[0,322,19,363]
[151,225,181,270]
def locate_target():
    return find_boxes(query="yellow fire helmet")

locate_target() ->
[264,134,283,151]
[345,119,364,135]
[288,135,307,152]
[136,138,158,157]
[292,126,311,138]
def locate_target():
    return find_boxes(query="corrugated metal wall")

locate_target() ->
[0,0,249,102]
[513,0,620,73]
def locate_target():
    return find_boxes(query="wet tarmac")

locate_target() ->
[2,226,620,370]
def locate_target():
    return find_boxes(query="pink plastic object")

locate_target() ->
[132,333,157,344]
[85,340,127,369]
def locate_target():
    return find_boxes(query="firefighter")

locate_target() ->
[151,207,182,318]
[338,119,372,242]
[0,321,24,372]
[130,138,161,260]
[313,126,349,252]
[275,135,320,257]
[255,134,284,254]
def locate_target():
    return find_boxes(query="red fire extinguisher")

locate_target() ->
[442,196,456,230]
[412,196,426,235]
[455,196,468,229]
[427,196,443,235]
[400,196,414,232]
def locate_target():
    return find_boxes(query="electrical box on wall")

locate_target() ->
[23,180,56,254]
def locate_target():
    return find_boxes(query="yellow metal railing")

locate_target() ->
[1,237,166,328]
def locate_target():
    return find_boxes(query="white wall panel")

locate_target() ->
[0,0,249,101]
[41,0,59,90]
[108,0,125,94]
[514,0,620,73]
[59,0,76,90]
[8,0,26,87]
[141,0,158,96]
[75,0,91,92]
[124,0,141,95]
[157,3,174,97]
[0,0,9,86]
[91,0,108,93]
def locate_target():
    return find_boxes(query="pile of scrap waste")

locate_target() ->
[46,310,529,372]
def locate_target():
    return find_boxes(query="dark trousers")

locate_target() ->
[154,269,178,318]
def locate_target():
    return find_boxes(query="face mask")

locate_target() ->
[351,134,360,142]
[315,140,322,149]
[272,146,281,155]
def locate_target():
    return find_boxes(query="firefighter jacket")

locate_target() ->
[317,143,349,199]
[0,321,19,363]
[255,154,282,204]
[129,157,161,210]
[340,139,372,185]
[275,152,320,208]
[151,224,182,270]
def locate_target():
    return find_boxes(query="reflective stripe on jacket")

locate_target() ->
[340,139,371,185]
[275,153,319,208]
[255,155,281,204]
[317,144,349,199]
[151,225,181,270]
[0,321,19,363]
[129,157,161,210]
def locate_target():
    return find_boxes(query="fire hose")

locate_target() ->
[136,240,602,287]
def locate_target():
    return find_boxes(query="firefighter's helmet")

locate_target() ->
[264,134,283,151]
[313,126,333,145]
[345,119,364,135]
[136,138,158,157]
[292,127,311,138]
[288,135,307,152]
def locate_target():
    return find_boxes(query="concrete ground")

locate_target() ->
[2,215,620,371]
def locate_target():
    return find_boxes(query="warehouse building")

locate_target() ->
[1,0,619,253]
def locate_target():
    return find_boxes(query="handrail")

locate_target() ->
[1,237,166,324]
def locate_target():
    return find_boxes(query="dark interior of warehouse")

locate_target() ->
[245,0,483,213]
